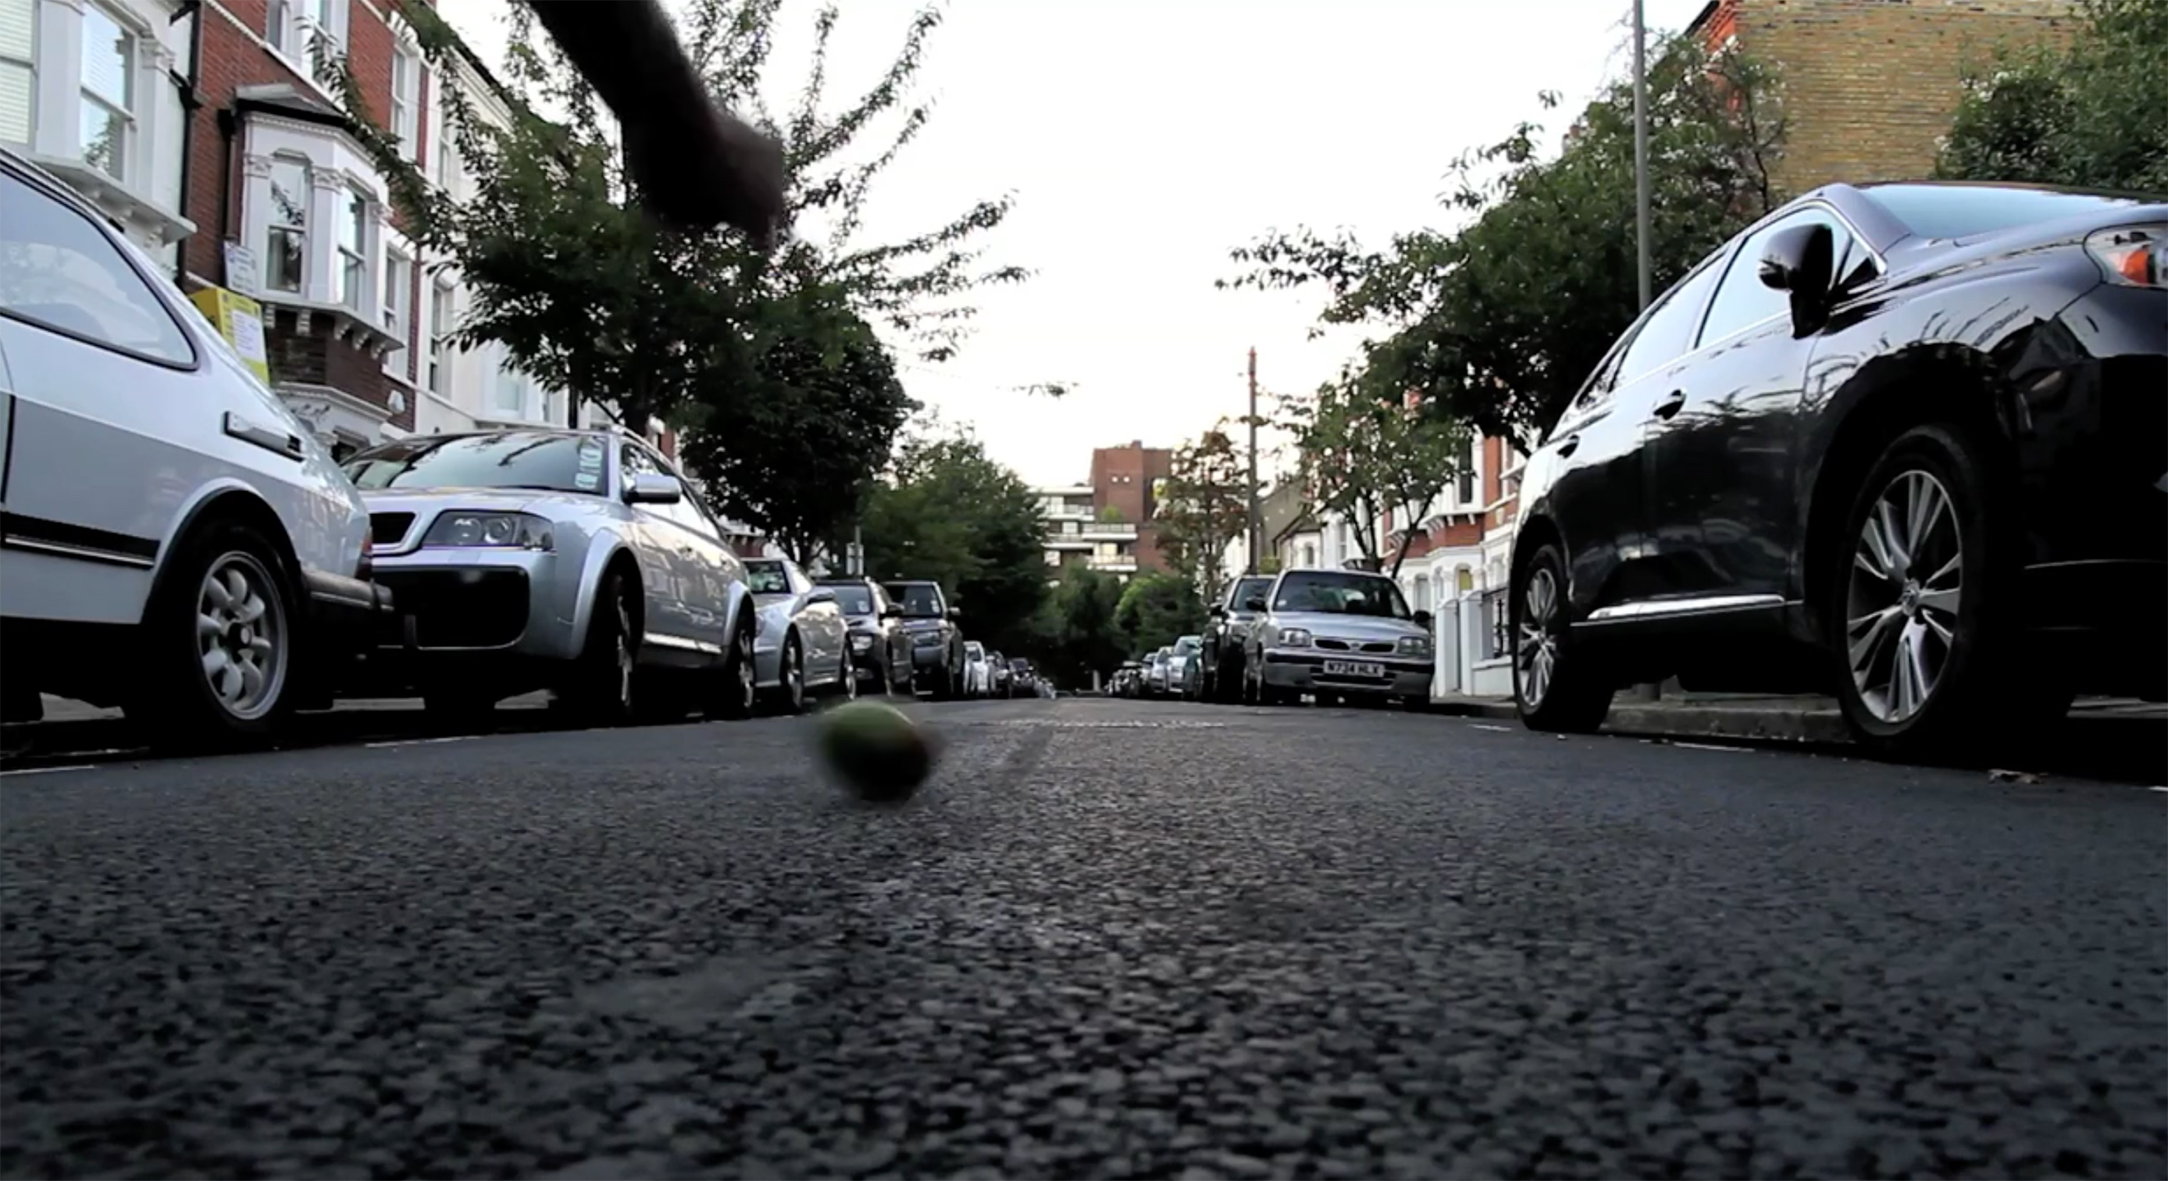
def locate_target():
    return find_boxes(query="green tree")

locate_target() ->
[1114,573,1207,657]
[1936,0,2168,194]
[1222,33,1785,447]
[1153,424,1251,602]
[1287,374,1471,579]
[1042,566,1126,689]
[859,425,1048,654]
[331,0,1023,469]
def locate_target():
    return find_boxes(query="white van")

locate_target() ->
[0,149,389,747]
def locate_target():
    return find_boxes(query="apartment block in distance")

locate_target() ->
[1034,441,1175,585]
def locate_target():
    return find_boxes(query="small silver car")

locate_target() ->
[343,429,758,724]
[745,556,852,714]
[1240,568,1435,707]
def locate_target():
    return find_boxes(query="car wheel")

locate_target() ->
[129,520,298,749]
[704,612,758,721]
[768,632,807,715]
[1829,422,2050,754]
[563,569,640,725]
[1513,541,1612,733]
[838,649,859,702]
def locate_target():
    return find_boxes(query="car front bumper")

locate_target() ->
[1259,649,1433,697]
[346,548,578,693]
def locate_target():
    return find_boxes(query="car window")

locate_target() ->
[827,583,876,614]
[745,561,790,595]
[1864,183,2146,241]
[1271,570,1414,619]
[1229,576,1273,607]
[1615,257,1725,384]
[1174,636,1201,655]
[1698,208,1855,347]
[966,642,985,659]
[888,584,945,617]
[346,431,607,493]
[786,562,814,596]
[0,171,196,366]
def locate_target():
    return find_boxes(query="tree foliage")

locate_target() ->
[332,0,1022,551]
[1152,425,1251,601]
[1286,377,1471,579]
[1114,573,1207,658]
[858,424,1047,655]
[1936,0,2168,194]
[1038,566,1127,690]
[1222,33,1785,447]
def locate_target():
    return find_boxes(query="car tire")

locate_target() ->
[705,610,758,721]
[562,568,641,726]
[129,519,299,750]
[1512,540,1612,733]
[768,632,807,715]
[1828,421,2050,755]
[836,649,859,702]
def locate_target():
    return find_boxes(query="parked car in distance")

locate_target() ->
[1145,647,1173,697]
[1007,657,1037,698]
[1199,575,1275,704]
[0,149,390,748]
[343,428,757,724]
[1111,661,1144,698]
[962,641,993,698]
[745,556,852,714]
[1509,180,2167,754]
[817,577,913,696]
[885,580,965,699]
[987,649,1011,697]
[1241,568,1435,707]
[1169,634,1203,700]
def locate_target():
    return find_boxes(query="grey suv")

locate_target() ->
[884,580,965,699]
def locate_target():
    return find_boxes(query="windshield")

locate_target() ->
[887,584,945,618]
[344,432,605,494]
[1230,577,1273,607]
[965,642,985,659]
[826,584,875,614]
[1865,183,2149,241]
[1174,636,1201,655]
[1272,570,1414,619]
[745,561,790,595]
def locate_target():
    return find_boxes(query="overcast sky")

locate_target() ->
[435,0,1711,487]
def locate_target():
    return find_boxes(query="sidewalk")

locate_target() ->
[1429,691,2167,746]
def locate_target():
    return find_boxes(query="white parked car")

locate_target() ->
[744,556,853,714]
[0,150,387,747]
[1240,568,1435,708]
[962,641,993,698]
[341,428,758,724]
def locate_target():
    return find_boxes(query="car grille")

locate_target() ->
[374,569,530,648]
[1316,638,1396,654]
[370,512,416,546]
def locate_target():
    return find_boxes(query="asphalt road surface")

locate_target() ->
[3,697,2163,1180]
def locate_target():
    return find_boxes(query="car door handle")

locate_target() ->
[1555,432,1581,458]
[1651,390,1687,421]
[222,411,305,462]
[677,546,695,558]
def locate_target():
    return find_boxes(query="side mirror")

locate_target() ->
[1413,609,1434,630]
[806,588,836,605]
[947,607,962,620]
[879,605,903,619]
[1207,605,1226,618]
[1757,222,1835,331]
[624,472,683,505]
[1244,596,1267,612]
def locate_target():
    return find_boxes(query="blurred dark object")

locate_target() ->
[527,0,787,246]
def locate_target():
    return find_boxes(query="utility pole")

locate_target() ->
[1246,347,1262,576]
[1632,0,1652,311]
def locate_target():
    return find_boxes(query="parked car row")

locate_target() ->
[0,149,1034,752]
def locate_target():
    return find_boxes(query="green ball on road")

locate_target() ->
[818,701,935,803]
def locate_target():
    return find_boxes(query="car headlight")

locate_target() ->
[851,633,874,650]
[1398,635,1433,655]
[422,511,552,550]
[1277,628,1312,648]
[2086,224,2167,289]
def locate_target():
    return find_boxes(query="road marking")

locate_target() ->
[364,735,481,749]
[1471,723,1514,733]
[0,763,100,776]
[1673,741,1747,752]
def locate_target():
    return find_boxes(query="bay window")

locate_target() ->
[264,155,309,294]
[335,186,365,309]
[0,0,31,147]
[382,250,410,338]
[79,4,133,181]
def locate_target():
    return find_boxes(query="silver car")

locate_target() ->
[343,429,758,723]
[745,556,852,714]
[1241,568,1435,707]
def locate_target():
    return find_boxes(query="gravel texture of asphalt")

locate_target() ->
[2,695,2163,1180]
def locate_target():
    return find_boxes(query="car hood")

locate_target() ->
[359,487,616,519]
[1271,612,1427,642]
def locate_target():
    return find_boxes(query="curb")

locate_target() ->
[1427,695,1851,744]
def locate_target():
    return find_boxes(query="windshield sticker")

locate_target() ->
[577,440,604,470]
[574,471,599,490]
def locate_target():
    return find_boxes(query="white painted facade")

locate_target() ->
[1,0,195,263]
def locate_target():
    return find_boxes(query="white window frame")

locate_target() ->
[77,2,136,183]
[270,0,349,89]
[0,0,35,148]
[381,248,410,339]
[491,349,524,414]
[427,277,455,395]
[389,44,420,160]
[264,152,310,294]
[334,184,367,310]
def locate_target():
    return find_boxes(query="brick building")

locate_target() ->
[1688,0,2076,193]
[1032,441,1176,585]
[1089,440,1174,572]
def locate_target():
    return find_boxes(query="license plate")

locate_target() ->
[1322,660,1385,678]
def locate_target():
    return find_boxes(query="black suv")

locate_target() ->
[1198,575,1277,703]
[884,580,965,699]
[816,578,914,695]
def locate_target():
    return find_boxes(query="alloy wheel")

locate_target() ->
[1846,469,1963,725]
[735,627,757,712]
[613,597,635,708]
[196,552,288,721]
[1517,567,1560,710]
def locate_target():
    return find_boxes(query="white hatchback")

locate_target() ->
[0,150,387,747]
